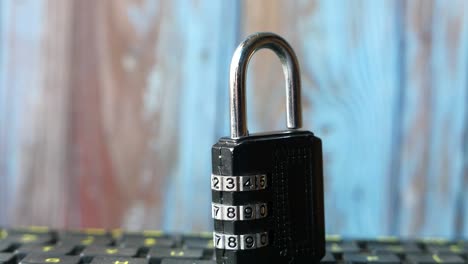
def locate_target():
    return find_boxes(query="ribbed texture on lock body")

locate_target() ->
[211,130,325,264]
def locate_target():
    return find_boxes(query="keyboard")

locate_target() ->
[0,227,467,264]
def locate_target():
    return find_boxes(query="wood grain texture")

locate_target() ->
[159,0,238,232]
[0,0,466,238]
[242,0,401,237]
[397,0,468,238]
[0,0,73,227]
[66,0,238,231]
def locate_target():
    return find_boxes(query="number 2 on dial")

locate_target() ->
[212,176,220,190]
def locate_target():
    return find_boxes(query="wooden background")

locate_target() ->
[0,0,467,239]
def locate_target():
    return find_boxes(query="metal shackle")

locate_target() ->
[229,32,303,138]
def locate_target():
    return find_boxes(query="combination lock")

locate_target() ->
[211,32,325,264]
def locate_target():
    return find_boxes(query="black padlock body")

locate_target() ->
[211,130,325,264]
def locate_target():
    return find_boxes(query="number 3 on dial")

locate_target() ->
[223,177,236,190]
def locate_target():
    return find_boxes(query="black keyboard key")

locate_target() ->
[367,243,422,255]
[161,260,215,264]
[66,229,108,236]
[426,244,467,254]
[0,241,13,252]
[420,238,451,246]
[122,231,169,239]
[118,237,175,248]
[326,242,361,254]
[343,253,400,263]
[0,253,14,264]
[182,238,213,249]
[0,231,7,241]
[373,237,400,244]
[58,229,112,246]
[8,227,51,234]
[6,233,52,246]
[456,241,467,248]
[90,256,147,264]
[321,253,336,264]
[147,248,203,264]
[15,244,74,258]
[5,227,55,246]
[59,235,112,247]
[20,254,80,264]
[326,235,343,243]
[181,233,212,240]
[180,234,214,251]
[406,254,465,264]
[80,246,138,263]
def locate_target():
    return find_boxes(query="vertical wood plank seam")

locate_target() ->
[464,46,468,236]
[419,1,433,236]
[0,0,7,225]
[0,1,19,227]
[388,0,407,236]
[462,4,468,238]
[62,0,77,228]
[458,22,468,237]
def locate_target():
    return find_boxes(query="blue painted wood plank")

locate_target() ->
[398,0,468,238]
[0,0,46,226]
[396,0,435,238]
[0,0,12,226]
[243,0,402,238]
[425,0,467,238]
[161,0,238,232]
[464,118,468,238]
[301,0,402,238]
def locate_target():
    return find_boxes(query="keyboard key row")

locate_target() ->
[0,245,210,262]
[0,237,214,252]
[325,241,467,254]
[0,249,209,264]
[15,255,215,264]
[323,253,467,264]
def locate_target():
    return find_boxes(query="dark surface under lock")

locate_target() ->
[211,130,325,264]
[1,227,467,264]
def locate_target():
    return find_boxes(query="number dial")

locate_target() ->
[256,203,268,219]
[213,232,269,250]
[211,175,222,191]
[239,176,256,191]
[223,206,238,221]
[211,204,223,219]
[211,174,267,192]
[257,232,269,248]
[240,234,256,249]
[238,205,255,220]
[225,235,239,250]
[212,203,268,221]
[213,233,224,249]
[223,177,237,191]
[257,175,267,190]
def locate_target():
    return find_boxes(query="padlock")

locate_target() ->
[211,32,325,264]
